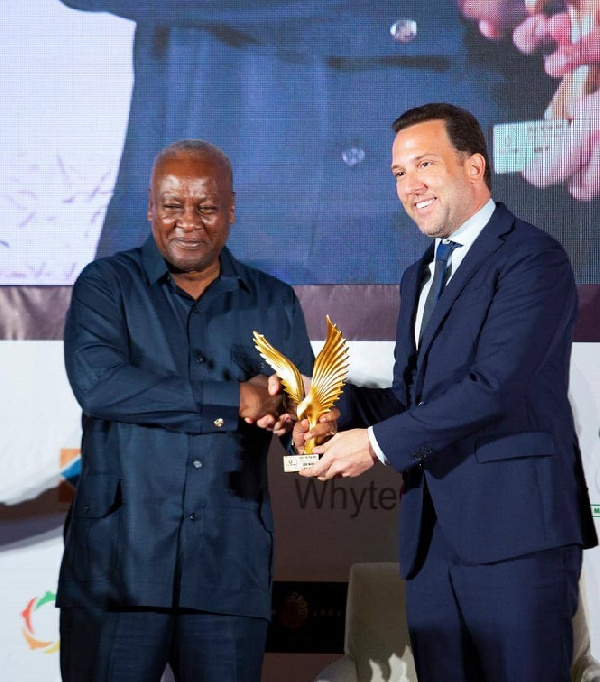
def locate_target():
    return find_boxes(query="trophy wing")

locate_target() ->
[311,316,349,417]
[253,331,305,405]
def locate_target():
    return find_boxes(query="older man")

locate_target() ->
[57,140,314,681]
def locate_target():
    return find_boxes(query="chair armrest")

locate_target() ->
[573,653,600,682]
[314,654,358,682]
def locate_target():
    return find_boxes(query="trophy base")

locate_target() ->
[283,454,320,473]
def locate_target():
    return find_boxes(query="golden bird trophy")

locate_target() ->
[253,316,349,472]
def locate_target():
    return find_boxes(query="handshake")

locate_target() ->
[239,372,345,477]
[240,316,347,455]
[238,317,378,479]
[239,373,338,445]
[240,375,375,480]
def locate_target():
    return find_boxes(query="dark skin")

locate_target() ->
[148,151,233,299]
[147,150,285,423]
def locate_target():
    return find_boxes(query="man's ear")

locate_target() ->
[467,153,486,182]
[229,192,236,224]
[147,189,153,222]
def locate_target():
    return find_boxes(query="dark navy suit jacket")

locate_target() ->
[338,204,597,578]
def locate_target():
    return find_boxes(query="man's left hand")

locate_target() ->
[298,428,377,480]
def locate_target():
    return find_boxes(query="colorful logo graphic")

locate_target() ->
[59,448,81,507]
[21,591,60,654]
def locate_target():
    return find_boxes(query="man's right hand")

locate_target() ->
[239,375,286,423]
[292,409,340,454]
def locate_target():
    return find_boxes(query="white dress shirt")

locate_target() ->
[368,198,496,465]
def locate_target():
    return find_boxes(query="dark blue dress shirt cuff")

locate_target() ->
[194,380,240,433]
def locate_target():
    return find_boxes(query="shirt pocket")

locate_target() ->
[64,474,122,581]
[230,343,271,382]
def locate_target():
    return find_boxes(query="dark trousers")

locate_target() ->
[60,606,268,682]
[405,497,582,682]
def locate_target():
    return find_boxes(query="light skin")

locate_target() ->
[147,150,285,424]
[457,0,528,38]
[297,119,490,480]
[512,9,600,200]
[458,0,600,200]
[390,120,490,240]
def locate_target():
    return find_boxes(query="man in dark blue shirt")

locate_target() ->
[57,140,314,681]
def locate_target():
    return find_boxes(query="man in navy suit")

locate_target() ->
[297,103,597,680]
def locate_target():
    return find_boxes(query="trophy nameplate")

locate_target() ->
[253,316,349,472]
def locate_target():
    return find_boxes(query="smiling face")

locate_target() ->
[391,119,489,239]
[147,151,235,278]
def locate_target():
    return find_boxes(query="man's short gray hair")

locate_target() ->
[151,139,233,189]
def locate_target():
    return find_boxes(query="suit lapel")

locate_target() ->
[395,247,431,406]
[401,246,432,353]
[417,203,516,357]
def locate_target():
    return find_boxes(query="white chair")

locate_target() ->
[315,562,416,682]
[315,562,600,682]
[572,570,600,682]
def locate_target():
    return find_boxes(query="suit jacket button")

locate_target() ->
[189,512,198,521]
[214,418,224,428]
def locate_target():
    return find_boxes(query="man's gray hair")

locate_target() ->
[152,139,233,189]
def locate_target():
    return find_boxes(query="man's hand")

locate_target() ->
[244,374,313,435]
[457,0,528,39]
[298,428,377,480]
[292,408,340,453]
[512,11,600,199]
[252,375,295,435]
[512,10,572,60]
[251,374,314,435]
[520,90,600,199]
[460,0,600,200]
[239,375,287,425]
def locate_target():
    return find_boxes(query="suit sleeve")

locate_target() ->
[336,383,403,431]
[372,238,578,472]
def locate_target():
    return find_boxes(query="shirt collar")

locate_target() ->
[140,236,250,292]
[437,198,496,252]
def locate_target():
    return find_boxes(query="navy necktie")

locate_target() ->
[419,240,459,342]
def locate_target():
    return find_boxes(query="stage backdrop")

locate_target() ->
[1,2,599,681]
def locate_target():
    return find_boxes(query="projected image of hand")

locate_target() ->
[458,0,600,200]
[513,4,600,199]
